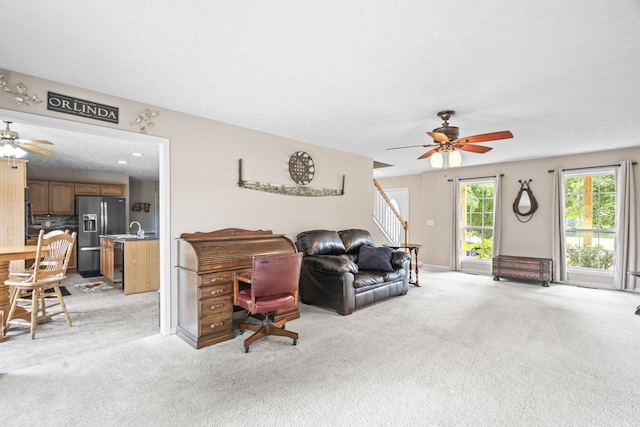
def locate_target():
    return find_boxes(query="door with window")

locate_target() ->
[563,168,616,276]
[459,179,495,261]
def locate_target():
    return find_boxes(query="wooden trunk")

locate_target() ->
[492,255,553,287]
[176,228,298,349]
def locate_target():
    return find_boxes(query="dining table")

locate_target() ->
[0,245,47,338]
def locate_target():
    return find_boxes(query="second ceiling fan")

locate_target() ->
[1,121,55,158]
[388,110,513,166]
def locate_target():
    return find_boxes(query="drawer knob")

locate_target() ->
[210,289,223,295]
[210,321,224,329]
[210,303,224,310]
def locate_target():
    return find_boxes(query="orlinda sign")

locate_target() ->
[47,92,119,124]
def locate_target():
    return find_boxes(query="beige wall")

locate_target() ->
[0,70,374,238]
[0,70,377,333]
[377,146,640,285]
[129,180,159,234]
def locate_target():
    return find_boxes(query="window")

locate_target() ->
[564,168,616,270]
[460,179,494,259]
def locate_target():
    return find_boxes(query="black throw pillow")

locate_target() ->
[357,245,394,272]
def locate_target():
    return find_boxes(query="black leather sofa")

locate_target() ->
[295,229,410,315]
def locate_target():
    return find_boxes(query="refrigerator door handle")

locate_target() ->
[100,201,107,235]
[80,247,101,251]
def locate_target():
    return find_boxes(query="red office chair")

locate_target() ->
[233,252,303,353]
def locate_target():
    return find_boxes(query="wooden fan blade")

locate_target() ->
[387,143,437,150]
[457,130,513,144]
[418,148,439,160]
[19,138,54,145]
[456,144,493,154]
[426,131,450,143]
[18,143,54,156]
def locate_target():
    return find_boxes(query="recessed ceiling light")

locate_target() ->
[132,152,143,157]
[118,160,127,164]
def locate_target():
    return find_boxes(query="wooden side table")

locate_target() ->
[384,244,422,286]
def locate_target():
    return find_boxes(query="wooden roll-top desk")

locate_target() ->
[176,228,299,349]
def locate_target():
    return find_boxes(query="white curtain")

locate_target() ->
[492,174,502,258]
[551,167,567,282]
[613,160,636,290]
[451,177,461,271]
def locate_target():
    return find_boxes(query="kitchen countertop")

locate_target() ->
[100,234,159,242]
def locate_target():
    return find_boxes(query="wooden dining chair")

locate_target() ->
[4,229,77,339]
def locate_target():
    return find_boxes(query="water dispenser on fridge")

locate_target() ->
[83,214,97,233]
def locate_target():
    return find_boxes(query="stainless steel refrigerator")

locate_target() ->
[76,195,126,275]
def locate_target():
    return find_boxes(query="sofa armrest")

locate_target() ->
[302,255,358,275]
[391,250,411,269]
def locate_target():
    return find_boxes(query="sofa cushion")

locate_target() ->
[302,255,358,274]
[357,245,394,272]
[353,271,385,288]
[296,230,346,256]
[338,229,375,253]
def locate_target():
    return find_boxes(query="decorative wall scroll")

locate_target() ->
[0,73,43,106]
[513,179,538,222]
[131,109,159,133]
[238,159,345,197]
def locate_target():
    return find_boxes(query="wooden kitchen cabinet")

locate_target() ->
[48,181,75,215]
[75,182,124,197]
[75,182,101,195]
[27,180,75,215]
[123,239,159,295]
[100,184,124,197]
[101,237,158,295]
[100,237,115,281]
[26,180,48,214]
[68,240,77,271]
[1,160,27,275]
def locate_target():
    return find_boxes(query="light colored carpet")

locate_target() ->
[1,270,639,426]
[1,273,159,372]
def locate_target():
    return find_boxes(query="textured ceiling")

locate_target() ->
[1,1,640,180]
[2,120,161,181]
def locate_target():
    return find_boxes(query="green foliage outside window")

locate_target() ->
[461,182,494,259]
[463,238,493,259]
[564,172,616,270]
[566,244,615,269]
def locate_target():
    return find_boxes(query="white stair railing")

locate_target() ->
[373,179,408,246]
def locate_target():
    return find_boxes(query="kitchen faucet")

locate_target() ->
[129,221,144,238]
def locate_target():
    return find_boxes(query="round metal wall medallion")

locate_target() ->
[289,151,315,185]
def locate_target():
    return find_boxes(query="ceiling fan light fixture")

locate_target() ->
[1,143,27,158]
[430,151,444,168]
[449,150,462,167]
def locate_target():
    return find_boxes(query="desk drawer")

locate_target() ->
[199,297,233,334]
[234,269,252,282]
[198,282,232,299]
[199,272,232,287]
[200,296,232,316]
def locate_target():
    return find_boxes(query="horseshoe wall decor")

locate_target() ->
[513,179,538,222]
